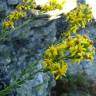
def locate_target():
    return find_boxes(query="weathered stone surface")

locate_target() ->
[7,0,19,5]
[0,0,96,96]
[0,14,57,96]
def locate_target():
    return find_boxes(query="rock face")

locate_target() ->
[0,14,58,96]
[7,0,19,5]
[0,0,96,96]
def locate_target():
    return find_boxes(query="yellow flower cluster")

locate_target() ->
[16,4,30,11]
[65,4,92,36]
[66,35,95,63]
[41,0,66,11]
[44,59,68,80]
[44,44,68,80]
[3,0,35,29]
[3,20,14,28]
[3,10,27,28]
[44,34,95,79]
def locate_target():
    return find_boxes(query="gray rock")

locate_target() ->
[0,4,6,12]
[7,0,19,5]
[0,0,96,95]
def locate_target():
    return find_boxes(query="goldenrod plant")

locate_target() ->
[41,0,66,11]
[65,4,93,36]
[44,34,95,80]
[3,0,35,29]
[3,10,26,28]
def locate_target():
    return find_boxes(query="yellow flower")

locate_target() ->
[3,10,27,29]
[3,20,14,28]
[41,0,66,11]
[54,61,68,80]
[66,38,74,48]
[16,4,30,11]
[22,0,31,3]
[84,53,94,60]
[65,4,92,36]
[45,45,58,58]
[22,0,27,3]
[44,59,53,70]
[57,44,65,50]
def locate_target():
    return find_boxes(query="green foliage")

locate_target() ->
[3,11,26,28]
[41,0,66,11]
[3,0,35,29]
[44,34,95,80]
[65,4,93,36]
